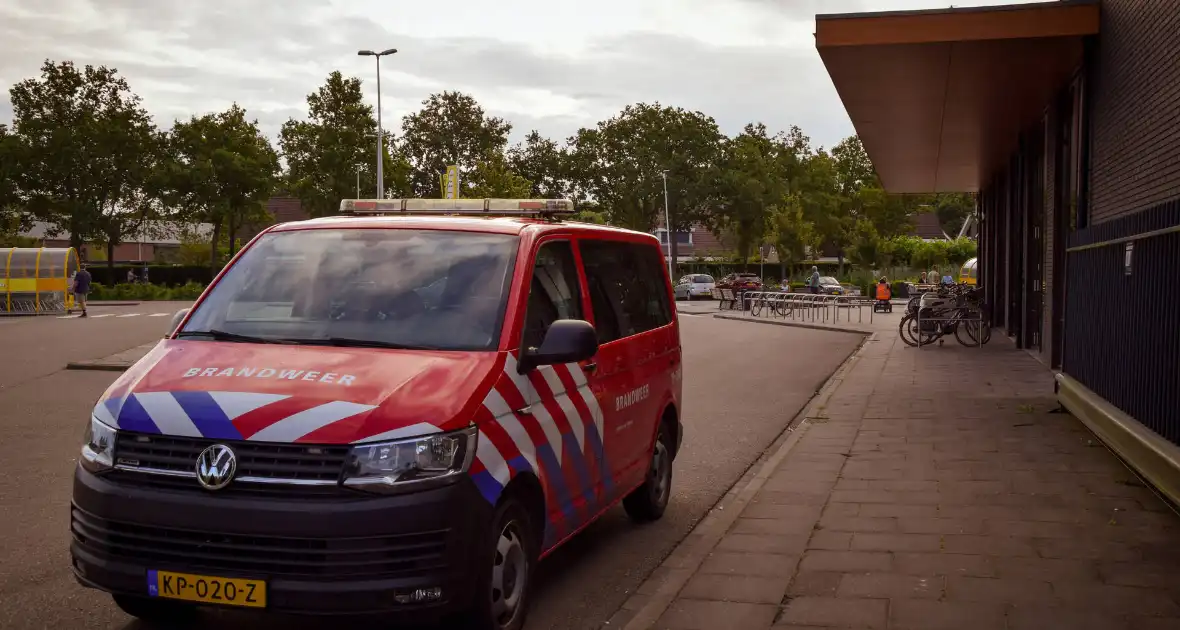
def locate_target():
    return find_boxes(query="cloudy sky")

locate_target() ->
[1,0,1049,151]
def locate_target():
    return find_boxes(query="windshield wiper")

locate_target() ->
[175,329,293,344]
[307,337,438,350]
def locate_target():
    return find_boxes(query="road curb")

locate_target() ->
[65,362,131,372]
[65,342,157,372]
[713,312,874,336]
[614,331,875,630]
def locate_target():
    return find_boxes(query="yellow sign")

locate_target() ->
[443,165,460,199]
[150,570,267,608]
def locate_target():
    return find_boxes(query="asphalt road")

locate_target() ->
[0,304,863,630]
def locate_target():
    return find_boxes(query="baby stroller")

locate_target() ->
[873,278,893,313]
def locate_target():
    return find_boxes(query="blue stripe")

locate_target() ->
[472,470,503,504]
[507,455,532,476]
[102,397,125,423]
[170,391,243,440]
[117,395,160,434]
[563,432,595,515]
[147,570,159,597]
[536,443,577,526]
[585,421,613,494]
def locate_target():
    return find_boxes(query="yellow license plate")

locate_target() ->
[149,570,266,608]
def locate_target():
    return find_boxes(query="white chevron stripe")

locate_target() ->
[541,365,584,452]
[92,401,117,426]
[501,354,537,404]
[500,354,562,465]
[484,389,539,476]
[247,401,375,442]
[564,362,588,387]
[561,362,603,439]
[525,401,564,466]
[208,391,289,420]
[133,392,202,437]
[353,422,440,444]
[576,384,604,441]
[476,429,511,486]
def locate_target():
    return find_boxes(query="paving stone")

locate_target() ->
[716,534,809,555]
[837,572,944,599]
[655,599,778,630]
[778,596,888,628]
[786,571,842,597]
[944,575,1055,604]
[697,552,799,578]
[798,550,892,573]
[889,598,1006,630]
[679,573,790,604]
[850,532,942,552]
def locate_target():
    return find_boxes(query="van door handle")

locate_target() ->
[583,362,598,374]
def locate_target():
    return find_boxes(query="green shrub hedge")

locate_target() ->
[90,282,207,301]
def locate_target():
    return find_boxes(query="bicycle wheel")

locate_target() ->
[751,298,763,317]
[899,315,932,347]
[954,312,992,346]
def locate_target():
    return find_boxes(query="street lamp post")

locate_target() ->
[660,170,675,283]
[357,48,398,199]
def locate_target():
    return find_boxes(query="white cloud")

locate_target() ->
[0,0,1052,149]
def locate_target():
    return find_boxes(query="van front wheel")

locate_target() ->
[462,496,536,630]
[624,426,673,522]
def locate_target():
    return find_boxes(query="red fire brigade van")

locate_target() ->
[71,198,684,630]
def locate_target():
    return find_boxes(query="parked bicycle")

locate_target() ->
[899,284,991,347]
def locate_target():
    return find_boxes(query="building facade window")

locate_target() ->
[653,229,693,245]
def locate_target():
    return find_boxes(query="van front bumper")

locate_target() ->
[70,465,492,618]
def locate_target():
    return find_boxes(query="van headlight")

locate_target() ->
[81,416,117,473]
[343,426,478,494]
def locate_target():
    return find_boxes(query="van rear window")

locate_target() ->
[180,229,518,351]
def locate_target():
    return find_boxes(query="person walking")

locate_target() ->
[73,263,92,317]
[808,266,821,294]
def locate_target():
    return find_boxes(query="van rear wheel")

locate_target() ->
[624,426,673,522]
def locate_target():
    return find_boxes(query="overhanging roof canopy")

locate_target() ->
[816,1,1100,193]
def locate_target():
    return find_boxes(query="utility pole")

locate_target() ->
[660,170,674,282]
[357,47,398,198]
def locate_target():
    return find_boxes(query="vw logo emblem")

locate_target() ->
[195,444,237,490]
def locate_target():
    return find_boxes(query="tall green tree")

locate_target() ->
[566,103,724,262]
[507,130,568,198]
[164,104,279,268]
[9,60,159,266]
[280,71,407,216]
[0,123,29,245]
[769,193,817,280]
[400,91,512,198]
[466,152,533,198]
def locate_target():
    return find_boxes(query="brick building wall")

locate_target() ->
[1087,0,1180,223]
[1059,0,1180,445]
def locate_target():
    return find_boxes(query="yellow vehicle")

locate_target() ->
[959,257,978,286]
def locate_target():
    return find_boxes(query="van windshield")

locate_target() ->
[180,229,518,351]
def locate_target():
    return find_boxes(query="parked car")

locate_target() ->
[72,197,685,630]
[718,273,762,291]
[674,274,716,300]
[818,276,846,295]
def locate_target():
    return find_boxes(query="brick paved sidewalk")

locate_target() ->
[620,329,1180,630]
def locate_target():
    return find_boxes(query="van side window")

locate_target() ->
[580,240,671,343]
[522,241,582,351]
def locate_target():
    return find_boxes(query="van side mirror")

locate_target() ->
[168,308,190,336]
[518,319,598,372]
